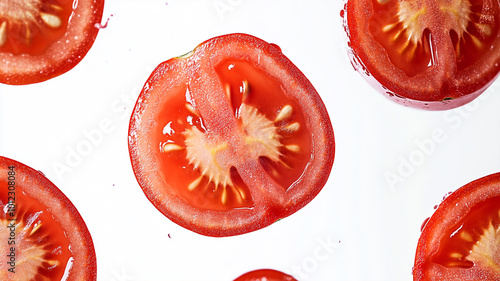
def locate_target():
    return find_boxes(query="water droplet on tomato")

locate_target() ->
[442,191,453,201]
[269,43,282,53]
[421,217,430,231]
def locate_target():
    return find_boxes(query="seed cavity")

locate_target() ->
[0,217,52,280]
[466,222,500,272]
[0,1,64,49]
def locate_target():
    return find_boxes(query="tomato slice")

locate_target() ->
[344,0,500,110]
[233,269,297,281]
[0,0,104,85]
[0,156,96,280]
[414,172,500,280]
[128,33,335,237]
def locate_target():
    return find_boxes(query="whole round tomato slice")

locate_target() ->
[0,0,104,85]
[0,156,96,280]
[128,33,335,237]
[233,269,297,281]
[344,0,500,110]
[414,172,500,280]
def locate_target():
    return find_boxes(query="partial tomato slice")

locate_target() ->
[0,0,104,85]
[0,156,96,280]
[129,33,335,237]
[233,269,297,281]
[344,0,500,110]
[414,172,500,280]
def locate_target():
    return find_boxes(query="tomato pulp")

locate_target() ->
[344,0,500,110]
[233,269,298,281]
[0,156,96,280]
[414,172,500,280]
[129,33,335,237]
[0,0,104,85]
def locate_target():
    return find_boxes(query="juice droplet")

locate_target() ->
[95,14,114,29]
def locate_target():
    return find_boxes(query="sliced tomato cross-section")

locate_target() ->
[128,33,335,237]
[233,269,298,281]
[344,0,500,110]
[0,156,96,280]
[0,0,104,85]
[414,172,500,280]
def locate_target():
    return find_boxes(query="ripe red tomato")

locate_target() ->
[414,172,500,280]
[129,33,335,237]
[343,0,500,110]
[233,269,297,281]
[0,0,105,85]
[0,156,96,280]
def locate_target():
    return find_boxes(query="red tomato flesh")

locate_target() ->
[129,33,335,237]
[0,156,96,280]
[345,0,500,110]
[414,172,500,280]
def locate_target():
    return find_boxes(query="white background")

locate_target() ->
[1,1,500,280]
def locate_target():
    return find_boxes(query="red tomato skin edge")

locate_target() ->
[0,0,105,85]
[347,47,494,111]
[233,269,298,281]
[128,33,335,237]
[413,172,500,281]
[0,156,97,280]
[347,52,489,111]
[343,0,500,111]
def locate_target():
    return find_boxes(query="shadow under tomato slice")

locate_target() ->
[0,0,105,85]
[0,156,96,280]
[344,0,500,110]
[414,172,500,280]
[129,33,335,237]
[233,269,298,281]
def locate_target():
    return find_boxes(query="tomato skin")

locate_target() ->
[233,269,298,281]
[0,156,96,280]
[344,0,500,110]
[129,33,335,237]
[414,172,500,280]
[0,0,105,85]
